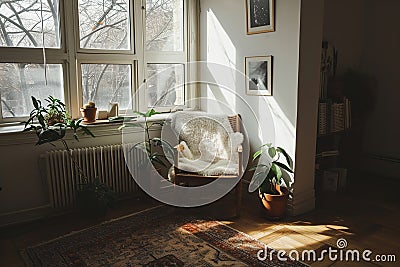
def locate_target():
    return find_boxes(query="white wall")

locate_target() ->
[360,0,400,177]
[323,0,367,74]
[200,0,300,157]
[199,0,324,215]
[323,0,400,178]
[0,126,147,226]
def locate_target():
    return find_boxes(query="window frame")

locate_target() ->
[0,0,198,124]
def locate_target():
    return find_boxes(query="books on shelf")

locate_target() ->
[322,168,347,192]
[318,97,351,135]
[318,101,328,135]
[331,102,345,132]
[315,150,339,158]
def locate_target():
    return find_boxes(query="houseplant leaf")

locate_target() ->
[268,147,276,158]
[248,171,268,193]
[274,161,294,173]
[277,147,293,169]
[270,163,282,184]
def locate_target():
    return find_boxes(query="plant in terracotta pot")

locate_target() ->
[249,143,293,219]
[25,96,115,217]
[80,101,97,123]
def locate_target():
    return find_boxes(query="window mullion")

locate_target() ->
[135,0,146,113]
[64,0,79,118]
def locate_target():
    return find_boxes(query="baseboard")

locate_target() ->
[287,187,315,216]
[361,155,400,180]
[0,205,53,228]
[0,192,143,228]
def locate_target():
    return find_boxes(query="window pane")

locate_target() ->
[146,0,183,51]
[0,64,64,118]
[147,64,184,107]
[0,0,61,48]
[81,64,132,111]
[78,0,131,50]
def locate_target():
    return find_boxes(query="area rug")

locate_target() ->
[22,205,308,267]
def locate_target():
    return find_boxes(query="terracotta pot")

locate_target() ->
[80,107,97,123]
[259,185,289,219]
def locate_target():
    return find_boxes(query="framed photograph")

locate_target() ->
[245,56,272,96]
[246,0,275,34]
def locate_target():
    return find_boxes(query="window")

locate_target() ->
[78,0,131,50]
[81,64,132,111]
[146,0,184,51]
[145,0,188,111]
[0,0,196,123]
[0,63,64,118]
[147,64,184,107]
[0,0,61,48]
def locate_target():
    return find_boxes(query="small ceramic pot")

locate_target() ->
[80,107,97,123]
[259,185,289,219]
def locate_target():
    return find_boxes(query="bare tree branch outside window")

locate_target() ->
[0,0,186,118]
[0,0,62,118]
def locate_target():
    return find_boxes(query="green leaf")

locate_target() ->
[261,143,272,148]
[31,96,39,109]
[76,118,83,126]
[248,163,269,172]
[253,149,262,160]
[248,171,268,193]
[80,126,95,137]
[37,115,45,128]
[270,163,282,184]
[268,147,276,158]
[23,125,35,132]
[277,147,293,169]
[36,129,63,145]
[133,111,146,117]
[24,116,34,127]
[274,161,294,173]
[145,108,159,118]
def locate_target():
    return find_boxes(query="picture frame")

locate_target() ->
[245,56,272,96]
[246,0,275,34]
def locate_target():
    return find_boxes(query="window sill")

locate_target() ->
[0,113,172,134]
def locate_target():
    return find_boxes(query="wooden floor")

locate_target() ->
[1,174,398,267]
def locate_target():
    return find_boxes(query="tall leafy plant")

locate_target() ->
[249,144,294,195]
[119,109,174,168]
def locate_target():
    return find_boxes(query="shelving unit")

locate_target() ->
[315,42,349,197]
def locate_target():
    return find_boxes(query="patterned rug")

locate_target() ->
[22,206,308,266]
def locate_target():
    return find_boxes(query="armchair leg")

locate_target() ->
[235,179,243,217]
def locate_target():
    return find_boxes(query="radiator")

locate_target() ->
[42,144,139,209]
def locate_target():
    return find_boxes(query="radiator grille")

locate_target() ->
[42,144,138,208]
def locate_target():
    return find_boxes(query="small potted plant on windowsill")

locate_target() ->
[80,101,97,123]
[24,96,115,217]
[249,143,294,219]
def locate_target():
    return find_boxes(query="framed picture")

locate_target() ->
[246,0,275,34]
[245,56,272,96]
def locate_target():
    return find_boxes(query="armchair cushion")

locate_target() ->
[171,112,244,176]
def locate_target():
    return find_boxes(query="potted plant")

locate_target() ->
[24,96,115,217]
[119,109,175,176]
[80,101,97,123]
[249,143,294,219]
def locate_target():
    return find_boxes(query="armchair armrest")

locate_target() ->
[237,145,243,153]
